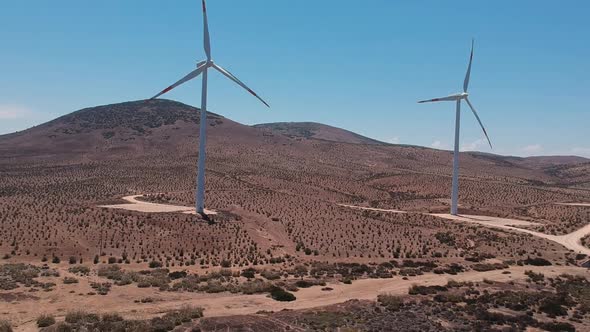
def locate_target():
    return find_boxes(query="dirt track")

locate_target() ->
[433,214,590,256]
[556,202,590,207]
[100,195,216,215]
[340,204,590,255]
[337,204,406,214]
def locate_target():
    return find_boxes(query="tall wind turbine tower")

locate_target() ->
[150,0,270,215]
[418,40,492,215]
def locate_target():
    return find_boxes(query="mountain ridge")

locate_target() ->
[0,99,588,168]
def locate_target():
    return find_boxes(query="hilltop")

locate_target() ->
[0,99,274,161]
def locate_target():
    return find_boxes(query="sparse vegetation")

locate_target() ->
[0,99,588,328]
[36,315,56,328]
[270,286,296,302]
[0,320,12,332]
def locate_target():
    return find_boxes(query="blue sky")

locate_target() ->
[1,0,588,157]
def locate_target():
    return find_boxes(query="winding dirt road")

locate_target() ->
[339,205,590,256]
[433,213,590,256]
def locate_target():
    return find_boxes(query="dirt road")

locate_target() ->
[100,195,216,215]
[433,214,590,256]
[337,204,406,214]
[556,202,590,207]
[339,204,590,255]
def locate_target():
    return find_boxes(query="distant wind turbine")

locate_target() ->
[150,0,270,215]
[418,40,492,216]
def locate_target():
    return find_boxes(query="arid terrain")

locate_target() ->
[1,99,589,331]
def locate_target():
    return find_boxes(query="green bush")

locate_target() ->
[523,257,551,266]
[524,270,544,283]
[539,296,569,317]
[63,277,79,284]
[295,280,314,288]
[0,319,12,332]
[149,261,163,268]
[408,284,447,295]
[377,294,403,311]
[168,271,187,280]
[241,268,256,279]
[51,322,72,331]
[162,306,204,326]
[472,263,507,272]
[150,317,174,331]
[238,280,273,295]
[102,313,124,322]
[539,321,575,332]
[65,311,99,324]
[36,315,56,327]
[261,270,282,280]
[68,265,90,275]
[435,231,456,246]
[270,286,296,302]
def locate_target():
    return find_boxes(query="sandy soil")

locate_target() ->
[99,195,217,215]
[8,265,588,332]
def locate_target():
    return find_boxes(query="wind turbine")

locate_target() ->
[150,0,269,215]
[418,40,492,216]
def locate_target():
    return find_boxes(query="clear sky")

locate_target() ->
[1,0,588,157]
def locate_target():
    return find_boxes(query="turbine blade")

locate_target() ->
[150,62,208,100]
[418,95,460,103]
[202,0,211,60]
[212,63,270,107]
[465,98,492,149]
[463,39,474,92]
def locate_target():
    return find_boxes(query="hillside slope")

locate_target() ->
[0,99,279,161]
[253,122,386,145]
[1,98,589,279]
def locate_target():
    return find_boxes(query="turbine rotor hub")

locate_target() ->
[197,60,212,68]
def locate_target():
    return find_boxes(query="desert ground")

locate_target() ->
[1,99,589,331]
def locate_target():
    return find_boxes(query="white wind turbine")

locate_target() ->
[150,0,269,215]
[418,40,492,216]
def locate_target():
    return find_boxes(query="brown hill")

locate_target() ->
[0,99,277,161]
[1,99,589,274]
[253,122,386,145]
